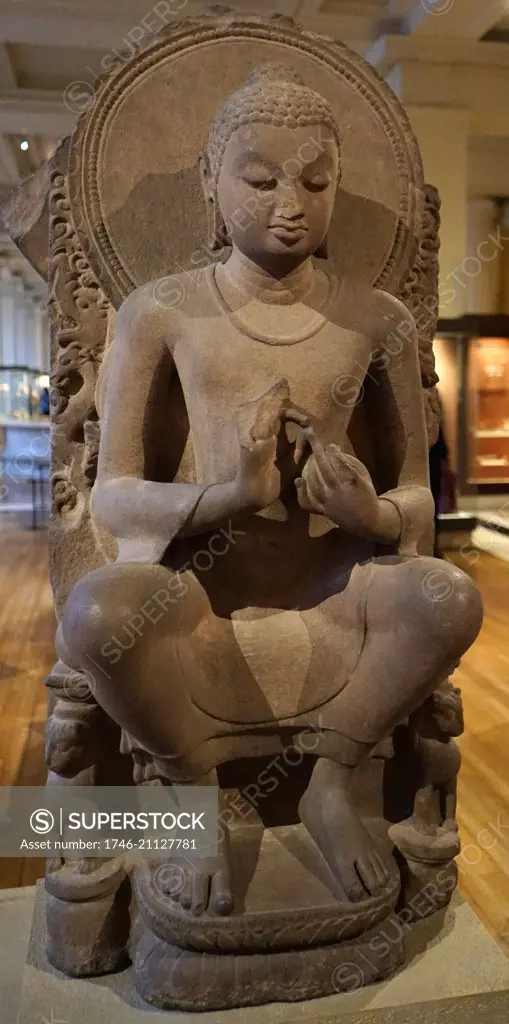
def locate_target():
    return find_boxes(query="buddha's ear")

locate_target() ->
[199,150,230,251]
[198,151,214,201]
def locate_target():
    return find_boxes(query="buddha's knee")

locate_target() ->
[405,556,483,661]
[58,563,189,672]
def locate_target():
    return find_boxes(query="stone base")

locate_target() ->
[133,822,403,1008]
[135,920,403,1011]
[3,883,509,1022]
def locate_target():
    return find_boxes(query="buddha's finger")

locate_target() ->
[295,477,314,511]
[303,433,338,489]
[304,457,327,502]
[284,408,312,464]
[293,431,308,465]
[328,445,364,475]
[301,426,330,465]
[326,445,359,484]
[283,406,311,429]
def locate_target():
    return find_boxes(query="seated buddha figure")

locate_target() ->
[58,65,482,917]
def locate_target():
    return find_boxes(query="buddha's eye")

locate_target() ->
[303,174,331,193]
[245,177,277,192]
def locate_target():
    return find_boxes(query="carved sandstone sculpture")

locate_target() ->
[5,15,482,1011]
[389,679,464,861]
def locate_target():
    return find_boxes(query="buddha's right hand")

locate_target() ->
[234,380,292,511]
[234,433,281,511]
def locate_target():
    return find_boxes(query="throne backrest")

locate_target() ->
[3,11,440,616]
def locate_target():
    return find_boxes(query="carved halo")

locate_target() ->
[68,12,424,310]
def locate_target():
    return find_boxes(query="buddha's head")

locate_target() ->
[199,64,341,271]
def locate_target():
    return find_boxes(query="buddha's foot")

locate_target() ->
[154,826,233,917]
[299,760,395,903]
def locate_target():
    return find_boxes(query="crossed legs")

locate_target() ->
[58,554,482,909]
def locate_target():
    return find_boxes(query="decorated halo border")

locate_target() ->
[68,13,424,309]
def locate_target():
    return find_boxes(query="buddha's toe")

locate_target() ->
[335,860,366,903]
[174,869,192,911]
[328,834,393,902]
[155,846,233,917]
[356,853,385,897]
[191,871,210,916]
[210,867,234,916]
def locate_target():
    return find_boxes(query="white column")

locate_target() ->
[405,106,470,318]
[465,199,501,314]
[41,307,50,372]
[23,291,36,368]
[33,302,46,371]
[0,262,16,365]
[12,274,27,365]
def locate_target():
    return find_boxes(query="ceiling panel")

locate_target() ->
[7,42,110,92]
[0,0,168,20]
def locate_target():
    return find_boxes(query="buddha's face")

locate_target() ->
[216,123,339,269]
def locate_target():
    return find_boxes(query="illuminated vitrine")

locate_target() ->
[0,367,48,420]
[466,337,509,485]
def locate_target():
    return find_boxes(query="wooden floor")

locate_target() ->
[0,519,508,954]
[0,516,55,888]
[449,546,509,956]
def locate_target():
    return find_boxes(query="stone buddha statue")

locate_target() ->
[57,64,482,923]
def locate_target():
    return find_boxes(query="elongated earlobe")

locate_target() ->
[199,150,230,251]
[207,193,230,251]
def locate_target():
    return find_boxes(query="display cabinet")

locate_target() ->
[0,366,47,420]
[436,314,509,495]
[466,337,509,485]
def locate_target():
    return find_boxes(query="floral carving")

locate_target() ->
[82,420,101,487]
[51,467,79,517]
[399,184,441,446]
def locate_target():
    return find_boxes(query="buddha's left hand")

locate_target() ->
[295,429,383,539]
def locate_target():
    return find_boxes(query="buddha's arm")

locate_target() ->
[296,303,434,550]
[372,303,435,554]
[92,290,247,563]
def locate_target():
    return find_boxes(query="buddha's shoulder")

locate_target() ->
[368,287,415,331]
[117,266,217,332]
[329,275,415,338]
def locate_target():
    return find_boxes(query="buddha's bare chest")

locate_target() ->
[172,315,373,430]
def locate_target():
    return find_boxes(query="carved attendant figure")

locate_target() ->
[389,680,464,861]
[58,65,482,916]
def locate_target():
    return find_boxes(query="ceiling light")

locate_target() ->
[20,140,29,151]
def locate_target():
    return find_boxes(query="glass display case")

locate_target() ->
[466,337,509,485]
[0,367,48,420]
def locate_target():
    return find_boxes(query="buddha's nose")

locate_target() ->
[274,184,303,220]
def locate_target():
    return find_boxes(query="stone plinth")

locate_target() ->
[3,883,509,1023]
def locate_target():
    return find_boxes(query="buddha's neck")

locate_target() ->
[221,248,315,306]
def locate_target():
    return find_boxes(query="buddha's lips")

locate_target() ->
[268,223,308,242]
